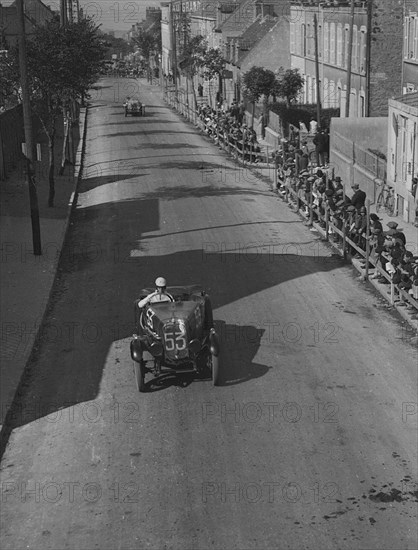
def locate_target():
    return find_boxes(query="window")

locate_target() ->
[323,77,329,108]
[329,80,336,108]
[337,81,343,110]
[404,16,409,59]
[337,24,343,66]
[349,88,357,117]
[318,25,322,58]
[407,14,418,60]
[290,22,295,54]
[415,16,418,59]
[352,25,358,71]
[295,22,301,55]
[302,24,306,56]
[359,28,367,74]
[408,17,414,58]
[330,22,335,65]
[307,75,313,103]
[324,22,329,62]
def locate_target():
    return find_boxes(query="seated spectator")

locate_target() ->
[370,213,383,232]
[384,221,406,246]
[301,140,309,155]
[352,206,367,253]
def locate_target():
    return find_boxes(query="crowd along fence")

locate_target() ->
[163,88,417,315]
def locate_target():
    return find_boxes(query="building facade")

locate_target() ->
[402,4,418,93]
[0,0,55,48]
[290,0,406,118]
[387,92,418,223]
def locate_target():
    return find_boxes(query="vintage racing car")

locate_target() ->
[130,286,220,391]
[123,98,145,117]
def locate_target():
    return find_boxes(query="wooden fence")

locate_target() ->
[164,87,417,315]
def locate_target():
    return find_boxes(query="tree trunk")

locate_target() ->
[262,96,269,139]
[191,73,198,110]
[48,123,56,207]
[59,108,69,175]
[251,102,255,129]
[218,72,223,101]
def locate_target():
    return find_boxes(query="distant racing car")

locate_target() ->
[123,98,144,117]
[130,286,220,392]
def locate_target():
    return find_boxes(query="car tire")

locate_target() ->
[211,353,220,386]
[133,360,146,392]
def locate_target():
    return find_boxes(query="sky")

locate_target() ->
[78,0,162,33]
[2,0,162,34]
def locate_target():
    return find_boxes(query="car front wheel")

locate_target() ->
[133,360,146,392]
[211,353,220,386]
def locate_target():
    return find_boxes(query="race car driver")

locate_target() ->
[137,277,174,308]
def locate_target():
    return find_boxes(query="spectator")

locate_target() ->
[299,121,309,133]
[300,140,309,155]
[370,213,383,232]
[350,183,366,210]
[385,221,406,246]
[309,118,317,134]
[352,205,367,254]
[238,101,245,124]
[313,130,329,166]
[412,176,418,227]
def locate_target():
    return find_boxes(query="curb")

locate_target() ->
[0,105,89,456]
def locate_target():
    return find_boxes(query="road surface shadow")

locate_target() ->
[104,119,177,126]
[214,321,270,386]
[0,174,345,456]
[102,130,198,138]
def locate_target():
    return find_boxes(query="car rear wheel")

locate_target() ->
[133,360,146,392]
[211,353,220,386]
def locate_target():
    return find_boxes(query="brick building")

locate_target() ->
[0,0,55,48]
[387,92,418,222]
[402,2,418,93]
[290,0,407,117]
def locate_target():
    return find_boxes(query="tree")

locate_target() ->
[178,35,206,109]
[21,16,106,205]
[274,67,304,107]
[133,25,161,80]
[100,32,133,59]
[0,49,21,110]
[242,66,276,128]
[202,48,226,104]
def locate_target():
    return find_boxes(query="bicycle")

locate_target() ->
[376,180,397,217]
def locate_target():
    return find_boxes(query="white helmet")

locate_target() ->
[155,277,167,288]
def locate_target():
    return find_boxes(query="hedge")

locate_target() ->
[269,102,340,132]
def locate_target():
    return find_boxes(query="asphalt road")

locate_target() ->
[0,78,417,550]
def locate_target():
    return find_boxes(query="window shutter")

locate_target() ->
[290,22,295,54]
[324,22,329,63]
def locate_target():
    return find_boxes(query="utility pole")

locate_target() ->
[313,13,322,129]
[16,0,42,255]
[345,0,355,118]
[171,1,178,102]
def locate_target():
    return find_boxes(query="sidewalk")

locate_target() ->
[0,109,87,432]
